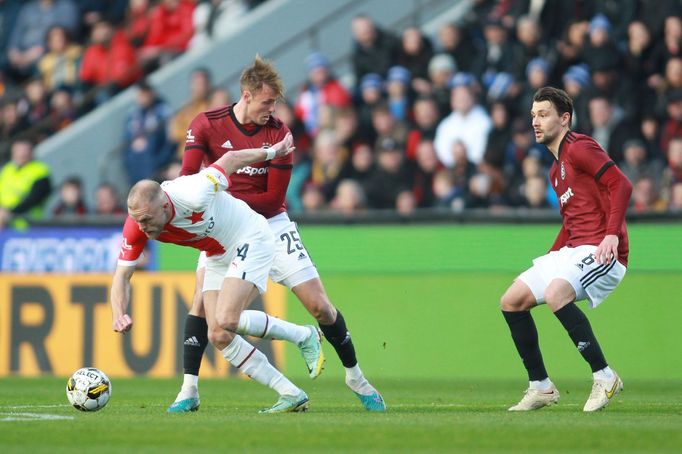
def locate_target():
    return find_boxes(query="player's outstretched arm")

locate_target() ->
[111,265,135,333]
[213,132,295,175]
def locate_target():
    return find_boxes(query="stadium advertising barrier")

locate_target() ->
[0,274,286,377]
[0,227,157,273]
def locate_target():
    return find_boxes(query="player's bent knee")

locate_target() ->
[500,288,534,312]
[207,325,233,349]
[214,313,240,333]
[308,299,335,324]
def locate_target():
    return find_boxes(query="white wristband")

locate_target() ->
[264,146,277,160]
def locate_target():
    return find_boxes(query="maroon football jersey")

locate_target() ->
[549,131,629,265]
[181,104,293,219]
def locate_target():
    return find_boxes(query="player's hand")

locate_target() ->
[595,234,619,265]
[273,132,295,157]
[113,314,133,333]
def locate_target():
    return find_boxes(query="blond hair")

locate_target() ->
[240,55,284,98]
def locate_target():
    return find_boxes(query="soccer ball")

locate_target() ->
[66,367,111,411]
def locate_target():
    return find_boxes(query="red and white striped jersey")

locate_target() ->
[117,165,267,266]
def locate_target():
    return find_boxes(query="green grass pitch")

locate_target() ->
[0,376,681,453]
[3,223,682,452]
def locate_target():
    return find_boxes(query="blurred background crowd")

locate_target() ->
[0,0,681,229]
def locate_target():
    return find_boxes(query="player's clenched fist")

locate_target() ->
[113,314,133,333]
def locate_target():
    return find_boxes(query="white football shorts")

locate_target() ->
[197,212,318,290]
[518,245,627,308]
[201,228,275,294]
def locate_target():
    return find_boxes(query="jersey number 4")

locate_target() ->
[236,243,249,261]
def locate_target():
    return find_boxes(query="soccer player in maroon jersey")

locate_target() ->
[500,87,633,412]
[168,56,385,412]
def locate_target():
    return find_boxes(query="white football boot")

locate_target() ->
[583,373,623,412]
[508,384,560,411]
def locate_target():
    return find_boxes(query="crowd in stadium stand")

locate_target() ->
[1,0,682,226]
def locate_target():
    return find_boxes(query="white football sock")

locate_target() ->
[221,335,300,397]
[175,374,199,401]
[182,373,198,389]
[237,310,309,344]
[529,378,554,391]
[345,364,375,395]
[593,366,615,382]
[345,364,364,381]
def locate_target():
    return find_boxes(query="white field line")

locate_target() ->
[0,404,70,409]
[0,412,74,421]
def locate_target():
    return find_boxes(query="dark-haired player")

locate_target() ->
[168,56,385,412]
[501,86,632,412]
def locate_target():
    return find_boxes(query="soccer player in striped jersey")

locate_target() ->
[168,56,385,412]
[501,87,633,412]
[111,134,324,413]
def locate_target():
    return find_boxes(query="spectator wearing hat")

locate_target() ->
[485,71,518,106]
[581,14,622,71]
[592,0,636,44]
[396,27,434,86]
[295,52,352,137]
[518,58,550,117]
[562,64,591,133]
[364,137,414,210]
[426,53,457,117]
[385,65,411,121]
[356,72,383,143]
[581,14,633,114]
[434,73,492,167]
[351,14,399,87]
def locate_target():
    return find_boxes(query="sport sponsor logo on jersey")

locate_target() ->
[186,129,195,143]
[559,187,574,206]
[221,139,233,149]
[236,166,269,176]
[560,161,566,180]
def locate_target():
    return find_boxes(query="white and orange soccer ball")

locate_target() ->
[66,367,111,412]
